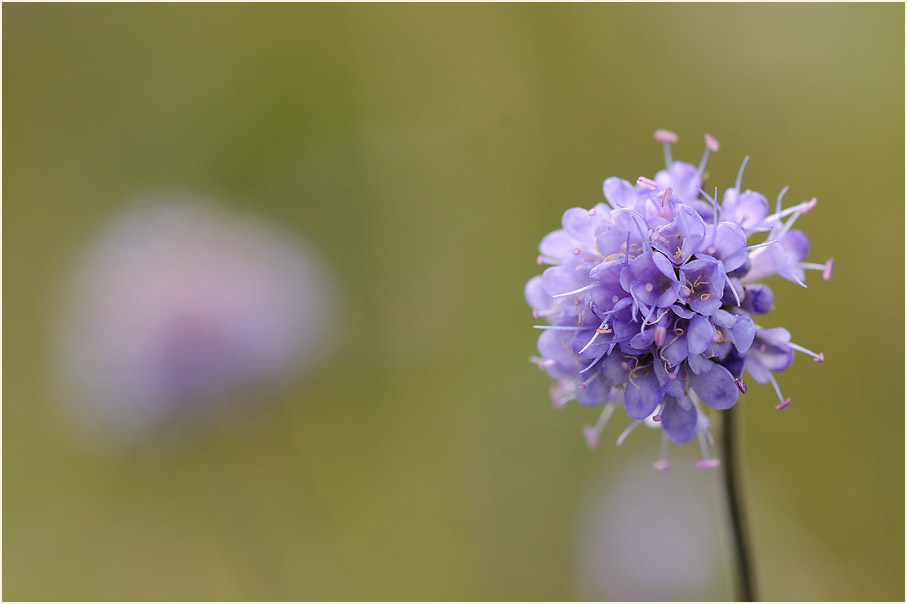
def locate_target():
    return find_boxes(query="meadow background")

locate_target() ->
[4,3,904,601]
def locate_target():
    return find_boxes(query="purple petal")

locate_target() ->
[542,265,588,297]
[659,330,688,367]
[654,361,685,398]
[661,396,698,444]
[687,352,714,375]
[539,229,574,259]
[562,207,601,242]
[689,362,739,409]
[576,374,610,406]
[524,275,552,311]
[603,177,637,208]
[730,315,755,353]
[686,314,714,355]
[601,351,629,385]
[623,366,662,419]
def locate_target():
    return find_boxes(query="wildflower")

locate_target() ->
[526,131,831,468]
[54,197,335,445]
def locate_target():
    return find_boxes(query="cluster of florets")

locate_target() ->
[525,130,832,469]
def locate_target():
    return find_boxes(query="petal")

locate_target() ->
[624,368,662,419]
[562,207,600,242]
[730,315,755,353]
[603,177,637,208]
[660,331,689,367]
[601,351,629,385]
[542,265,587,297]
[654,361,685,398]
[689,362,739,409]
[687,314,714,355]
[576,374,610,406]
[661,396,698,444]
[539,229,574,259]
[687,352,714,375]
[524,275,552,311]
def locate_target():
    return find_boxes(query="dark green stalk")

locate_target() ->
[722,404,758,601]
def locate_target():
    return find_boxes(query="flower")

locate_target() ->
[53,197,335,445]
[526,130,832,469]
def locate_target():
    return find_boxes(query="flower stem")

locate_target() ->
[722,404,758,601]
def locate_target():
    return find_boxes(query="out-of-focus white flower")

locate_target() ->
[53,197,335,444]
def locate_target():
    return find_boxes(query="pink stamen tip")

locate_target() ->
[711,332,723,343]
[653,460,672,471]
[801,197,818,214]
[704,134,720,152]
[652,414,662,422]
[588,208,596,216]
[667,371,677,381]
[775,398,792,410]
[583,426,600,450]
[573,247,581,255]
[536,255,544,265]
[814,353,825,363]
[654,129,678,144]
[637,176,658,190]
[654,325,667,347]
[550,385,567,409]
[621,361,631,371]
[823,258,834,281]
[696,458,721,469]
[734,378,747,394]
[532,310,540,319]
[578,383,586,390]
[661,187,673,207]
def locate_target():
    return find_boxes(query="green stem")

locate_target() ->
[722,404,758,601]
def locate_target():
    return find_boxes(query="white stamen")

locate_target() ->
[776,185,789,214]
[735,156,750,193]
[552,283,596,298]
[788,341,824,361]
[616,420,642,446]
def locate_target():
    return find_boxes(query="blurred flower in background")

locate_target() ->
[575,452,852,601]
[575,455,726,601]
[53,197,335,445]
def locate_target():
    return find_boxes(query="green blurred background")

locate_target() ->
[4,3,903,601]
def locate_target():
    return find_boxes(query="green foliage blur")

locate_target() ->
[4,3,903,601]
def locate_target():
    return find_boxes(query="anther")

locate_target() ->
[583,425,600,450]
[705,134,721,152]
[661,187,673,207]
[654,129,678,143]
[734,378,747,394]
[696,458,721,469]
[637,176,658,190]
[588,208,596,216]
[823,258,834,281]
[654,460,672,471]
[814,353,825,363]
[654,325,667,347]
[573,247,581,255]
[801,197,817,214]
[775,398,791,410]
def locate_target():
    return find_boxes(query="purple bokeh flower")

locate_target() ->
[527,130,832,468]
[54,198,335,445]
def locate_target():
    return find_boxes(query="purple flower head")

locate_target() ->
[527,130,831,468]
